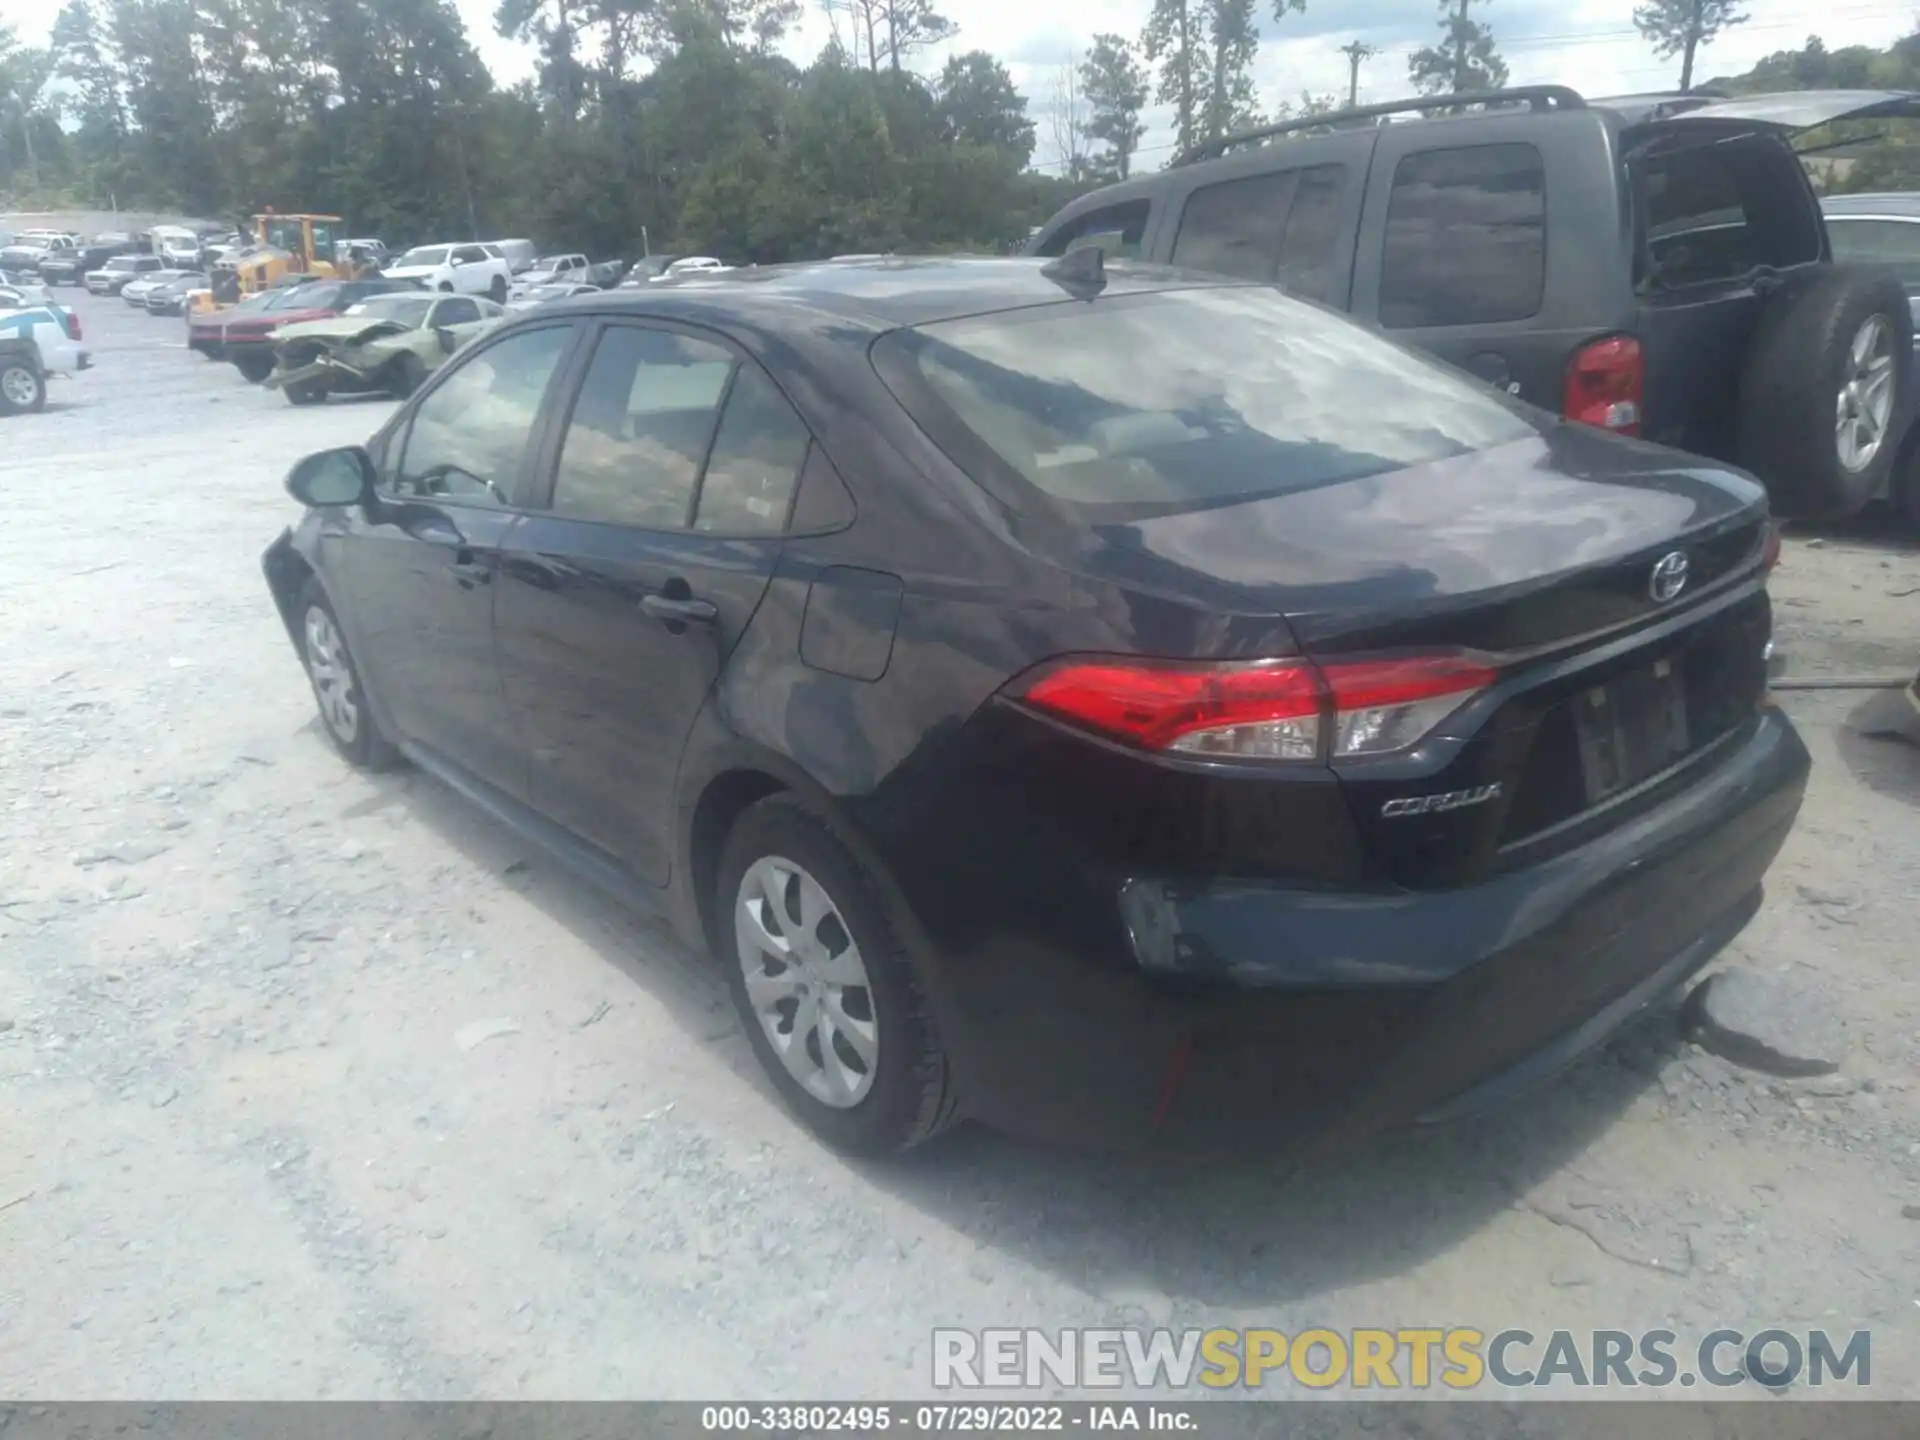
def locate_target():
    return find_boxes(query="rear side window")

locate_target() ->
[1171,165,1349,303]
[1035,201,1151,259]
[694,366,811,533]
[879,288,1533,517]
[1827,218,1920,286]
[1380,143,1545,329]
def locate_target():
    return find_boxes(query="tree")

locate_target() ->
[1047,53,1091,182]
[1634,0,1747,93]
[1141,0,1203,154]
[1201,0,1262,141]
[1407,0,1508,96]
[51,1,128,153]
[934,50,1034,167]
[1080,33,1146,179]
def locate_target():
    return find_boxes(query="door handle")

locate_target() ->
[640,593,717,625]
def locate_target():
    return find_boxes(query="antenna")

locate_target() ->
[1039,243,1108,296]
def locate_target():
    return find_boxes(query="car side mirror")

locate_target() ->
[434,326,457,355]
[286,446,375,508]
[449,256,465,267]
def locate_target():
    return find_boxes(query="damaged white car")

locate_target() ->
[264,292,504,405]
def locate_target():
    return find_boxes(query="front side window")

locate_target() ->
[435,297,483,326]
[1380,143,1545,329]
[1035,200,1152,259]
[392,325,572,507]
[453,246,489,266]
[880,287,1533,517]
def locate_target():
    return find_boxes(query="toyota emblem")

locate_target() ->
[1649,550,1690,603]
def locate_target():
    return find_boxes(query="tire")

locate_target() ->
[296,579,399,770]
[718,795,959,1156]
[284,379,327,406]
[233,352,273,384]
[437,281,453,293]
[387,352,427,398]
[0,358,46,415]
[488,274,508,303]
[1736,266,1913,519]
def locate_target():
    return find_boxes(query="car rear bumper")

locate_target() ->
[920,706,1809,1153]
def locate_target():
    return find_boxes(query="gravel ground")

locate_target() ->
[3,292,1920,1403]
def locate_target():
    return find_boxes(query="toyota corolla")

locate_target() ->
[261,258,1809,1157]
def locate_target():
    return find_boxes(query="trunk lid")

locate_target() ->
[1105,424,1768,657]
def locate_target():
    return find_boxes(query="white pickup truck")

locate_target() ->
[0,301,91,413]
[380,242,512,301]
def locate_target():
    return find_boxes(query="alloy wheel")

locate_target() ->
[1836,314,1895,474]
[735,855,878,1108]
[303,605,359,744]
[1,366,39,408]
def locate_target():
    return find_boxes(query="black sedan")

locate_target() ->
[262,258,1809,1157]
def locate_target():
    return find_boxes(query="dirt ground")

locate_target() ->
[2,292,1918,1404]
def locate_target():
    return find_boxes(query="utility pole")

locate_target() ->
[1338,41,1376,107]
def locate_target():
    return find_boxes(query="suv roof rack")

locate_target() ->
[1170,85,1588,168]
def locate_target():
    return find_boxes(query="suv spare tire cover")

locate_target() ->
[1735,265,1912,519]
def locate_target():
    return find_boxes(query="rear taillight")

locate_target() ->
[1564,335,1643,435]
[1011,654,1496,763]
[63,310,81,342]
[1761,522,1782,574]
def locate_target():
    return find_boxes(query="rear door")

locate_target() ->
[494,320,810,884]
[1624,123,1827,459]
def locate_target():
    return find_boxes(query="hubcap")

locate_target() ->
[303,605,359,743]
[1,366,37,406]
[735,855,877,1108]
[1836,315,1895,474]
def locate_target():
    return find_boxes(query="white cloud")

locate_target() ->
[2,0,1912,172]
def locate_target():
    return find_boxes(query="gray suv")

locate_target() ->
[1031,86,1920,528]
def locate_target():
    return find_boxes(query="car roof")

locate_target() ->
[545,256,1222,334]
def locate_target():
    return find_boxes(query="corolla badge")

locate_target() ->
[1380,783,1503,819]
[1649,550,1690,603]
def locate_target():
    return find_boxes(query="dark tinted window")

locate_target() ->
[883,288,1532,517]
[392,325,571,507]
[1827,218,1920,286]
[435,296,482,326]
[1635,139,1819,287]
[550,327,732,528]
[1380,144,1545,329]
[453,245,489,266]
[1170,165,1348,303]
[1035,201,1151,259]
[695,366,811,533]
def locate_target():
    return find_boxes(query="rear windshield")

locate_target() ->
[1632,134,1821,289]
[879,287,1533,516]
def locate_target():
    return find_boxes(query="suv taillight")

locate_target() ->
[1010,654,1496,763]
[1564,335,1643,435]
[63,310,81,342]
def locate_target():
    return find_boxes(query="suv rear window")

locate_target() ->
[1170,164,1349,303]
[1380,143,1546,329]
[878,287,1533,517]
[1634,137,1821,289]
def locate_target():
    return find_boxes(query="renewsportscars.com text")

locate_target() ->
[931,1327,1871,1391]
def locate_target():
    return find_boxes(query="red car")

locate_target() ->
[190,279,420,382]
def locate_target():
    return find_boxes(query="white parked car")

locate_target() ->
[380,242,513,300]
[0,300,91,412]
[508,254,589,298]
[87,254,165,296]
[649,255,731,282]
[151,225,203,268]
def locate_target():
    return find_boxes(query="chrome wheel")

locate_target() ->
[303,605,359,744]
[1836,314,1895,474]
[1,365,39,407]
[735,855,877,1108]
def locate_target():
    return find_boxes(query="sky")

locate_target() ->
[4,0,1916,172]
